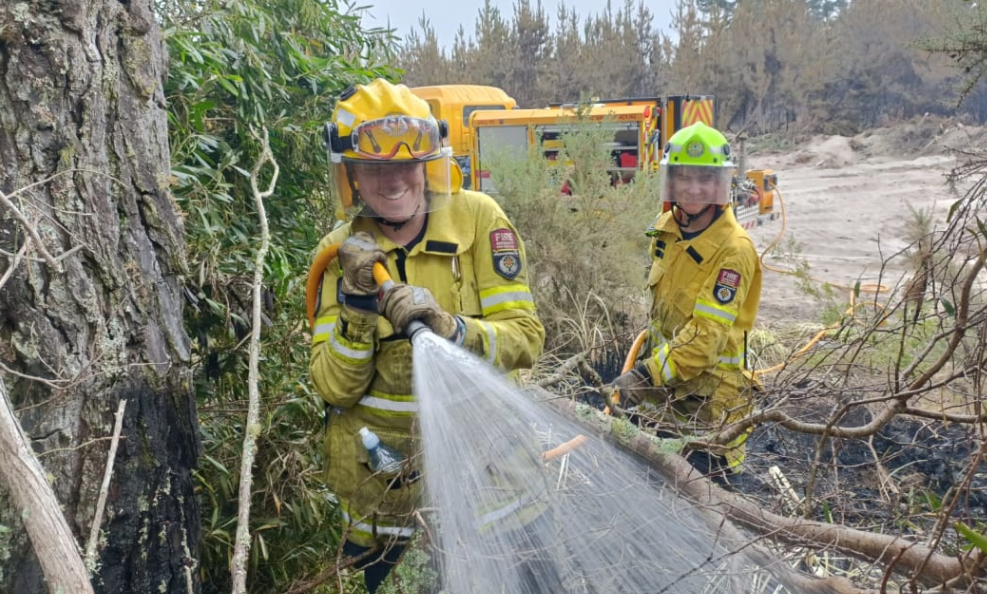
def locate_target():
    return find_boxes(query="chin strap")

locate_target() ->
[672,203,714,227]
[362,202,423,231]
[374,216,413,231]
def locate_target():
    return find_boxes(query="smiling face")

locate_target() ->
[351,161,427,221]
[659,164,732,214]
[670,167,721,212]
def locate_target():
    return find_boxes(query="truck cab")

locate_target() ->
[409,85,518,188]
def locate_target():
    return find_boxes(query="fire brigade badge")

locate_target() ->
[686,141,705,158]
[713,268,741,304]
[491,228,521,279]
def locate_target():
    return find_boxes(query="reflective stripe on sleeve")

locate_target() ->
[356,390,418,417]
[652,341,676,384]
[479,284,536,316]
[717,349,744,370]
[479,320,498,365]
[694,298,738,325]
[328,328,373,365]
[312,315,337,345]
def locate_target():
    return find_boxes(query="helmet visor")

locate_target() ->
[350,116,442,161]
[659,164,732,206]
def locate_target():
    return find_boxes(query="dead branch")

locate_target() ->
[0,188,60,271]
[84,398,127,570]
[535,350,587,388]
[0,373,94,594]
[0,240,30,292]
[231,127,279,594]
[0,174,97,593]
[539,392,980,589]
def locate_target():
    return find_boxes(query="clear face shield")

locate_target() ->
[659,164,732,209]
[328,115,459,221]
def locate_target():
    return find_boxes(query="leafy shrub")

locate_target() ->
[482,115,656,366]
[163,0,397,590]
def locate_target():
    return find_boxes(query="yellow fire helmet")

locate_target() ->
[324,79,462,222]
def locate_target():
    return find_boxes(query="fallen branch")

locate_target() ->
[538,391,979,589]
[0,372,94,594]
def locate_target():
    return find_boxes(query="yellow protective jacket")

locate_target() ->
[641,206,762,468]
[309,189,545,547]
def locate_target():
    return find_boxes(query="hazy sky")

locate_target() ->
[361,0,679,51]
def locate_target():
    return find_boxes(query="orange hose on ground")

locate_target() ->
[603,329,648,416]
[752,182,889,377]
[759,184,888,296]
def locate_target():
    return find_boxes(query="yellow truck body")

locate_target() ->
[409,84,517,187]
[469,103,662,193]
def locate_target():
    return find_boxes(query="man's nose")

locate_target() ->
[378,167,405,182]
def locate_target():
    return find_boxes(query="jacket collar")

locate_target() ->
[648,206,739,242]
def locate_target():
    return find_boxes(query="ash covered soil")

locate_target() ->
[730,115,987,529]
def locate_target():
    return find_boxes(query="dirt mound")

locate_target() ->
[751,115,987,172]
[791,134,857,168]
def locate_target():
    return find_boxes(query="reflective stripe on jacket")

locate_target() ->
[310,190,545,547]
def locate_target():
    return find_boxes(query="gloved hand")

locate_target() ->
[380,284,459,339]
[603,366,654,411]
[338,232,386,297]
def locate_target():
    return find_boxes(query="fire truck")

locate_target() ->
[409,85,518,189]
[468,94,776,229]
[469,102,661,193]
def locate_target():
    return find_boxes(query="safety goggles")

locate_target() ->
[349,116,442,160]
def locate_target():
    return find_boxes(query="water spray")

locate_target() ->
[307,243,789,593]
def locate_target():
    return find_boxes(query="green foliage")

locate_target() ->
[379,546,439,594]
[482,114,654,358]
[955,521,987,554]
[162,0,397,590]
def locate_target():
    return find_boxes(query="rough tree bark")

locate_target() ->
[0,2,201,593]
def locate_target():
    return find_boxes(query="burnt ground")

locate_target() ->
[580,355,987,543]
[733,398,987,531]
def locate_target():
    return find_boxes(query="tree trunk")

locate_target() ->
[0,2,201,593]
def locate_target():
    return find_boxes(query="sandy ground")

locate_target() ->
[743,123,979,326]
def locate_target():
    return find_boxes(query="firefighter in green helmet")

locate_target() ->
[603,121,763,480]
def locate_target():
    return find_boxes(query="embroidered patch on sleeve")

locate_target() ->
[490,228,521,279]
[713,268,741,304]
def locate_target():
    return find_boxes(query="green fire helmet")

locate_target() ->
[659,122,734,207]
[660,122,733,168]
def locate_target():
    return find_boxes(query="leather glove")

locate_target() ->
[380,284,460,339]
[603,365,654,411]
[338,232,386,296]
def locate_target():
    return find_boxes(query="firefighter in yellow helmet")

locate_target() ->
[309,79,545,592]
[603,122,762,480]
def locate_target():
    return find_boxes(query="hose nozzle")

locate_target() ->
[374,263,431,341]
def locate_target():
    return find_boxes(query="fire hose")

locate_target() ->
[306,242,585,459]
[305,243,429,340]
